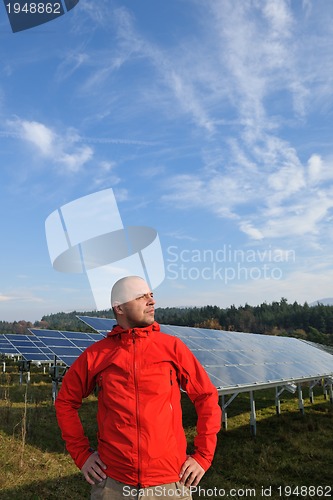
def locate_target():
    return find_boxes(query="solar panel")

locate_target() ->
[77,315,116,335]
[0,335,21,357]
[29,328,104,366]
[75,318,333,394]
[0,334,54,363]
[160,325,333,393]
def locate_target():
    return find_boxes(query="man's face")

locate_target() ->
[114,278,156,329]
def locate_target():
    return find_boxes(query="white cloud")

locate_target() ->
[168,71,215,133]
[93,161,121,188]
[59,146,93,173]
[55,52,89,82]
[139,165,166,178]
[20,120,55,156]
[82,137,157,146]
[0,291,45,304]
[0,294,13,302]
[262,193,333,238]
[7,118,94,174]
[308,154,333,185]
[239,222,264,241]
[164,231,197,242]
[114,188,129,202]
[308,154,322,184]
[267,161,306,202]
[262,0,293,37]
[100,161,117,172]
[161,142,333,244]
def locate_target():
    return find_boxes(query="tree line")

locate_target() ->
[1,298,333,345]
[154,298,333,345]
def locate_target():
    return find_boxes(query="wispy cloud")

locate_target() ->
[161,147,333,242]
[155,1,333,246]
[0,291,45,304]
[0,294,13,302]
[6,118,93,173]
[81,137,158,146]
[164,230,198,242]
[55,51,89,82]
[92,161,121,189]
[19,120,54,155]
[208,0,307,124]
[58,3,218,134]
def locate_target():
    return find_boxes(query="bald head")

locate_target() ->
[111,276,156,328]
[111,276,151,307]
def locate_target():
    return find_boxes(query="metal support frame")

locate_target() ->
[249,391,256,436]
[220,395,226,429]
[309,379,321,404]
[324,378,333,404]
[18,360,31,385]
[298,384,304,414]
[216,374,333,434]
[275,383,297,415]
[49,356,67,403]
[220,390,257,435]
[51,379,58,403]
[275,387,281,415]
[219,392,240,430]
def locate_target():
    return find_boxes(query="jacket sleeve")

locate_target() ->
[54,351,97,470]
[175,338,222,471]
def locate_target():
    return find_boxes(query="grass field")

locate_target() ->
[0,365,332,500]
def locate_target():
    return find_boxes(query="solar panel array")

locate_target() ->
[79,316,333,394]
[0,326,106,367]
[1,316,333,395]
[0,317,114,367]
[28,329,104,366]
[161,325,333,393]
[0,334,54,363]
[0,335,20,358]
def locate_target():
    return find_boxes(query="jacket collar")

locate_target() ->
[107,321,160,338]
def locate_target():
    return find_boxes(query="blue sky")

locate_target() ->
[1,0,333,322]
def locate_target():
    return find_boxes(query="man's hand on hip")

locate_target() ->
[179,456,205,487]
[81,452,107,485]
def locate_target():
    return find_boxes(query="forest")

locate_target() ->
[1,298,333,346]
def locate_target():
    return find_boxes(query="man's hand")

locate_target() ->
[179,456,205,487]
[81,452,107,485]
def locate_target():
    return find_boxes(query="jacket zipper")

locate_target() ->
[132,331,142,489]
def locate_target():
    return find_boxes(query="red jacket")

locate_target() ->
[55,322,221,487]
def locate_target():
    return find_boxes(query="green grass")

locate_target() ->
[0,367,333,499]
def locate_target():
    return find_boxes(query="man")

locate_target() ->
[55,276,221,499]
